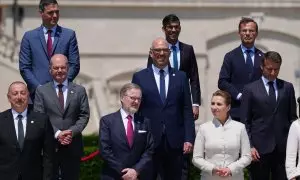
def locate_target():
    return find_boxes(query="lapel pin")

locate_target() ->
[70,91,74,94]
[259,54,262,56]
[172,74,175,76]
[31,121,34,124]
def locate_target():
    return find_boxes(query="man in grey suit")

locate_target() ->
[34,54,90,180]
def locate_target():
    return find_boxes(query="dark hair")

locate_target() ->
[39,0,58,12]
[238,17,258,32]
[162,14,180,27]
[212,90,231,106]
[262,51,282,66]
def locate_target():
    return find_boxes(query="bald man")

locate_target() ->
[132,37,195,180]
[34,54,89,180]
[0,81,54,180]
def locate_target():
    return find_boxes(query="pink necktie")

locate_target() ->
[126,115,134,147]
[47,29,52,57]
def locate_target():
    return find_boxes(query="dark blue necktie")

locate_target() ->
[268,81,276,110]
[17,114,24,149]
[246,49,253,71]
[172,45,178,70]
[159,69,166,103]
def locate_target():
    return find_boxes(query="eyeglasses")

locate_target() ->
[151,48,170,54]
[125,95,142,102]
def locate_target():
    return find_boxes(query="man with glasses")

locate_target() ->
[99,83,154,180]
[133,37,195,180]
[218,17,264,122]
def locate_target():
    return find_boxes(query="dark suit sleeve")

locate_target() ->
[19,32,40,90]
[188,46,201,105]
[43,115,55,180]
[67,31,80,82]
[182,73,196,144]
[132,119,154,175]
[218,53,240,100]
[240,85,253,147]
[147,55,152,68]
[68,87,90,137]
[288,83,298,121]
[99,117,123,175]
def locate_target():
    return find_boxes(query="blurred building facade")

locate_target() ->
[1,0,300,134]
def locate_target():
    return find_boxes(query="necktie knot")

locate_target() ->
[58,84,63,90]
[17,114,23,120]
[246,49,252,54]
[127,115,133,121]
[268,81,274,86]
[171,45,177,51]
[159,69,164,75]
[47,29,52,34]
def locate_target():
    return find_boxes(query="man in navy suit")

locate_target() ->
[100,83,154,180]
[132,37,195,180]
[19,0,80,100]
[218,17,264,121]
[241,51,297,180]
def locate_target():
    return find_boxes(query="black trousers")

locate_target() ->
[181,154,191,180]
[53,144,81,180]
[249,147,287,180]
[152,135,183,180]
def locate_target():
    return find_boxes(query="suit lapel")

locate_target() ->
[38,26,49,59]
[5,110,19,148]
[258,78,270,105]
[254,48,263,69]
[165,67,175,107]
[52,26,61,55]
[274,79,284,112]
[64,82,74,112]
[146,68,164,106]
[49,82,64,115]
[23,110,36,149]
[179,42,184,70]
[116,111,130,147]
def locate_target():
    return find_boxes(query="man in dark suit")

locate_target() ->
[34,54,89,180]
[218,17,264,121]
[0,81,54,180]
[100,83,154,180]
[147,15,200,179]
[240,51,297,180]
[19,0,80,100]
[132,37,195,180]
[147,14,201,120]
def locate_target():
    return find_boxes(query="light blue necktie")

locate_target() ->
[172,45,178,70]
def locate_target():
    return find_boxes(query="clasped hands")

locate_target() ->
[213,167,232,177]
[121,168,138,180]
[57,130,72,145]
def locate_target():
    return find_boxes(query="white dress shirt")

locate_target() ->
[120,108,135,133]
[12,108,28,139]
[152,64,169,96]
[43,25,57,44]
[286,120,300,180]
[192,118,252,180]
[53,79,68,138]
[169,41,180,70]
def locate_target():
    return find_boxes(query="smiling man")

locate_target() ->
[218,17,264,122]
[19,0,80,101]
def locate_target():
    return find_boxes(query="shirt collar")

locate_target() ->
[152,64,169,75]
[11,108,28,120]
[241,44,255,54]
[53,79,68,88]
[213,116,232,127]
[43,25,57,34]
[120,108,134,120]
[261,76,277,86]
[168,41,179,50]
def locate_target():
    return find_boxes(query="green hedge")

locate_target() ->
[80,135,250,180]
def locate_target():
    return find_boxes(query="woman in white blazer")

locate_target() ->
[192,90,252,180]
[286,120,300,180]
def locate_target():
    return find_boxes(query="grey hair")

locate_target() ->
[120,83,142,99]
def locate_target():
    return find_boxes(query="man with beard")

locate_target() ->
[19,0,80,101]
[0,81,54,180]
[133,37,195,180]
[218,17,264,122]
[34,54,89,180]
[99,83,154,180]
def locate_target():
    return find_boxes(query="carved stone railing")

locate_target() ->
[0,32,20,63]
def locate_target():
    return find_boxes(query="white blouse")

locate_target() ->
[286,120,300,180]
[192,118,252,180]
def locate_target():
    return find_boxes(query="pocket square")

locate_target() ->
[138,130,147,133]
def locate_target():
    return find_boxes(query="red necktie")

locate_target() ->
[57,84,64,110]
[47,29,53,57]
[126,115,134,147]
